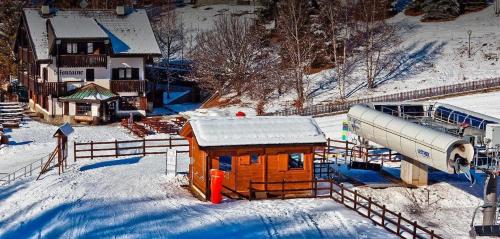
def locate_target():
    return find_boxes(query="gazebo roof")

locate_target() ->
[60,83,118,103]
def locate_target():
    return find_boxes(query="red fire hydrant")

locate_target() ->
[210,169,224,204]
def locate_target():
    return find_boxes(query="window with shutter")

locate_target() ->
[278,154,288,172]
[240,155,250,165]
[112,69,119,80]
[132,68,139,79]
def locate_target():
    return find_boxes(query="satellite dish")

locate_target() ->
[80,0,89,9]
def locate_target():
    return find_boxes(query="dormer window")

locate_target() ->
[87,43,93,54]
[67,43,78,54]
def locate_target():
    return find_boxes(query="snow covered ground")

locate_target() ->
[262,5,500,112]
[0,119,394,238]
[0,145,393,238]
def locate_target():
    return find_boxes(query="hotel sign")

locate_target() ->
[59,70,84,76]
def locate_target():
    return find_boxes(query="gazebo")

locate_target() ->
[59,83,118,124]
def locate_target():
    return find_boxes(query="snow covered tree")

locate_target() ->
[277,0,314,109]
[190,15,272,97]
[358,0,401,89]
[321,0,360,100]
[152,5,185,99]
[406,0,461,21]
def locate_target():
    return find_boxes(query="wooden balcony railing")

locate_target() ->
[36,82,68,97]
[110,80,146,93]
[58,54,107,68]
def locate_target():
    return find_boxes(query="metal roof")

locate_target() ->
[59,83,118,103]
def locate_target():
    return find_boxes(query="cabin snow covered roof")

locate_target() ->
[186,117,327,147]
[23,8,161,60]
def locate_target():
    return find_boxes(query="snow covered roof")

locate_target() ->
[186,117,326,147]
[23,8,161,60]
[49,16,108,39]
[54,123,74,137]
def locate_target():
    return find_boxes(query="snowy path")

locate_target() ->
[0,155,394,239]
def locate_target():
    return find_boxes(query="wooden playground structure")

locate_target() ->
[37,123,73,180]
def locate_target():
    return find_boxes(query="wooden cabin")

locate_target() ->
[179,116,327,200]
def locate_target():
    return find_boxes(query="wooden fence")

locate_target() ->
[74,138,189,161]
[317,138,401,163]
[249,179,442,239]
[266,77,500,116]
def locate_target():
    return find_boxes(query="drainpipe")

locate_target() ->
[55,39,61,118]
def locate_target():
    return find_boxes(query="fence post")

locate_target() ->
[143,138,146,156]
[281,179,285,200]
[329,179,333,198]
[354,190,358,210]
[169,136,172,149]
[314,179,317,197]
[430,230,435,239]
[345,140,348,157]
[413,221,417,239]
[115,139,118,158]
[90,141,94,160]
[73,141,77,162]
[341,185,344,204]
[248,180,253,201]
[381,205,386,226]
[368,197,372,218]
[397,212,402,235]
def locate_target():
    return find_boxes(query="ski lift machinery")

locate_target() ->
[346,104,500,238]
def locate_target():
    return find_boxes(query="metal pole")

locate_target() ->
[467,30,472,59]
[483,173,497,225]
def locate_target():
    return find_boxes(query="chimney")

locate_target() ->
[116,5,126,16]
[41,4,51,15]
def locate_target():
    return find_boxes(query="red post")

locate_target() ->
[210,169,223,204]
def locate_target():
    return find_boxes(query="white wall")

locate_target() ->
[42,56,145,84]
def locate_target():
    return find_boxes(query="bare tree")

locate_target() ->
[277,0,314,109]
[322,0,360,100]
[358,0,401,89]
[152,6,185,99]
[190,15,263,96]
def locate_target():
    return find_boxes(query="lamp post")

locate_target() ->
[467,30,472,59]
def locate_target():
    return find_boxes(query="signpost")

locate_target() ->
[166,149,177,176]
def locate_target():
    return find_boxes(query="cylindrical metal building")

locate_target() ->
[347,104,474,173]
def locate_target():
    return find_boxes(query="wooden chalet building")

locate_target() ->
[14,5,161,124]
[180,116,327,200]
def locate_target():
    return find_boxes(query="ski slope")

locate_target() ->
[0,120,394,239]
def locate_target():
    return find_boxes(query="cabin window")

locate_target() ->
[66,43,78,54]
[288,153,304,169]
[87,43,94,54]
[250,153,259,164]
[76,103,92,116]
[219,155,232,172]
